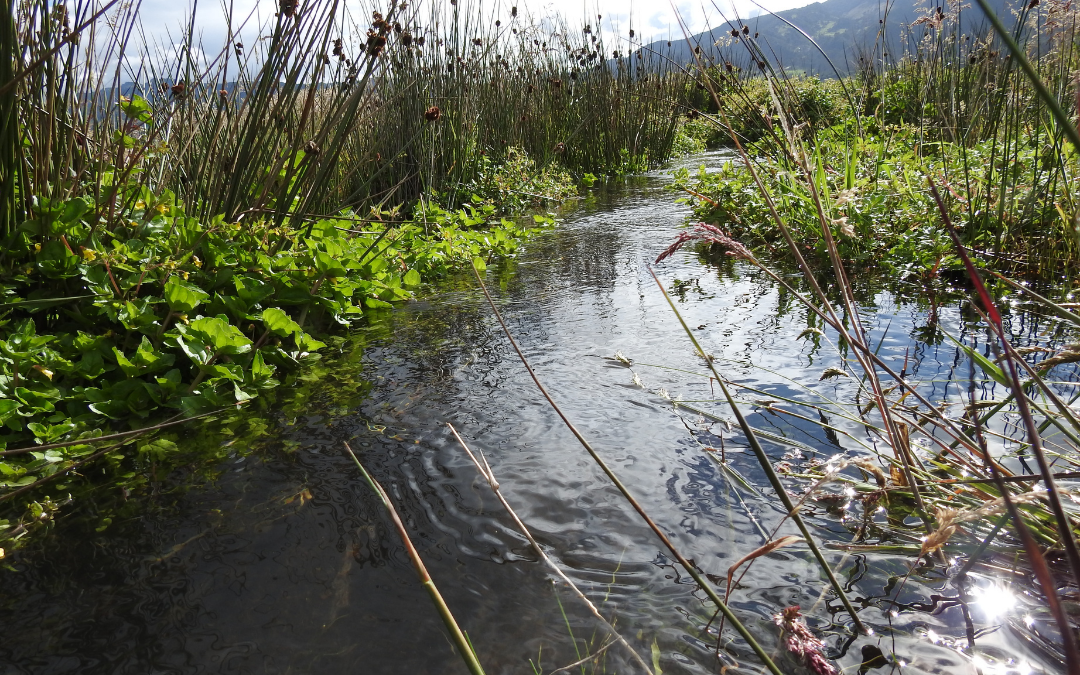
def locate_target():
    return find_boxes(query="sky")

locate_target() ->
[133,0,819,52]
[117,0,819,81]
[530,0,816,40]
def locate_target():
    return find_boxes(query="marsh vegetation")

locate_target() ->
[4,0,1080,674]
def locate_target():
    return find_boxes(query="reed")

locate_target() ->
[343,441,487,675]
[655,0,1080,669]
[1,0,689,247]
[679,0,1080,276]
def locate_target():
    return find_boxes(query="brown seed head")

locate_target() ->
[424,105,441,121]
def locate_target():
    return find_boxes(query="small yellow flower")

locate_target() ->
[33,243,41,253]
[182,271,189,280]
[192,256,202,268]
[81,247,97,261]
[135,199,147,209]
[180,314,189,325]
[155,204,169,215]
[31,364,54,380]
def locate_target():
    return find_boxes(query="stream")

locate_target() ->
[1,151,1074,675]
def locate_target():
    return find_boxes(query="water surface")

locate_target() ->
[1,151,1075,675]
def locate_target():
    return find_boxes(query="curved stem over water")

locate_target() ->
[470,261,785,675]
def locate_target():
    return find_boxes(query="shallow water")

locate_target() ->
[1,151,1076,675]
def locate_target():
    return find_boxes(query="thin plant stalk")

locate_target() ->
[469,261,785,675]
[446,423,655,675]
[648,266,868,634]
[342,441,487,675]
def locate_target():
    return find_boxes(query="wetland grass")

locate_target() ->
[0,0,689,555]
[646,0,1080,670]
[677,0,1080,277]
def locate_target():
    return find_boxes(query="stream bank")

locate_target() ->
[0,151,1071,675]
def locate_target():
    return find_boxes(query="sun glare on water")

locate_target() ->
[972,582,1018,620]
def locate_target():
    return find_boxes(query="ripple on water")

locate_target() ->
[0,153,1072,674]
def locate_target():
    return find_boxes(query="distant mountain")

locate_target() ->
[644,0,1017,76]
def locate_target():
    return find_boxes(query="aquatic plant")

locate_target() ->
[653,1,1080,670]
[0,0,621,553]
[677,0,1080,277]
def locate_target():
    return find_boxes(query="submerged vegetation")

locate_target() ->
[0,0,690,552]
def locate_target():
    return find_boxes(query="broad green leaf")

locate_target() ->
[233,383,255,403]
[234,276,274,306]
[111,130,136,148]
[315,251,348,277]
[138,438,178,461]
[112,347,141,377]
[251,350,276,380]
[262,308,303,338]
[164,276,209,313]
[0,400,21,424]
[296,332,326,352]
[175,334,214,366]
[119,95,153,124]
[14,387,59,413]
[403,269,421,286]
[189,316,253,355]
[133,336,173,371]
[119,299,159,330]
[367,257,387,274]
[61,197,90,225]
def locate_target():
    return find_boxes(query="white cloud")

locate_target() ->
[131,0,816,47]
[127,0,817,74]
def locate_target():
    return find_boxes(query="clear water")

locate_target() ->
[1,152,1074,675]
